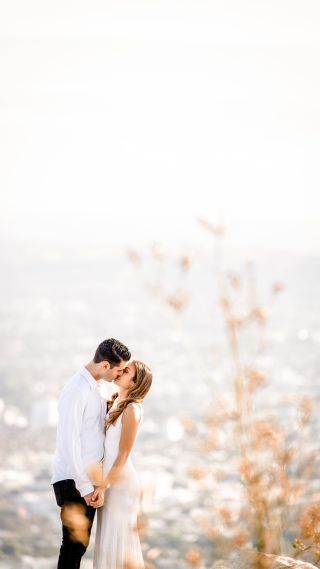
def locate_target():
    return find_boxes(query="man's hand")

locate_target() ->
[90,486,106,508]
[83,491,95,506]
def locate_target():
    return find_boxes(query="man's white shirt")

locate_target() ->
[51,367,106,497]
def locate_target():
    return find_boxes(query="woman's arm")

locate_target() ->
[106,403,141,484]
[91,404,141,507]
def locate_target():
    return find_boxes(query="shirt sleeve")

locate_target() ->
[58,386,94,497]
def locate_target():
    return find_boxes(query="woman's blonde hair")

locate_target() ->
[105,360,152,430]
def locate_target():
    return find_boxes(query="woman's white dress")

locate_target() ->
[93,402,144,569]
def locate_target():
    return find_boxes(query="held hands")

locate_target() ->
[83,491,95,506]
[90,486,106,508]
[86,461,109,508]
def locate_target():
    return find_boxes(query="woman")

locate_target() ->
[92,360,153,569]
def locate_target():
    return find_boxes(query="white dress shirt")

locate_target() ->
[51,367,106,497]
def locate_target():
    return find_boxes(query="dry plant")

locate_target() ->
[187,225,318,567]
[292,503,320,566]
[219,270,316,560]
[126,241,191,313]
[60,503,91,546]
[125,219,319,568]
[185,547,206,568]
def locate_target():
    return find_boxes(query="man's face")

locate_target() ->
[100,360,128,382]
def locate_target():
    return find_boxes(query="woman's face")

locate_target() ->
[113,362,136,391]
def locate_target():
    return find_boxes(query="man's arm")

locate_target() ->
[59,387,95,502]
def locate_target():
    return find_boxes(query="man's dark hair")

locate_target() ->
[93,338,131,367]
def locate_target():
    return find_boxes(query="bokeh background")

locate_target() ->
[1,1,320,568]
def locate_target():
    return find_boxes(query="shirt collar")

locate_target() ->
[80,366,99,390]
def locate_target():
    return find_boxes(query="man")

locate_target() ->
[51,338,131,569]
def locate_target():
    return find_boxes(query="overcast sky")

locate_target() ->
[1,0,319,252]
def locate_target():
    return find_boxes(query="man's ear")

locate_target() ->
[102,361,111,370]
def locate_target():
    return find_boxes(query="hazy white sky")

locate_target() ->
[1,0,320,252]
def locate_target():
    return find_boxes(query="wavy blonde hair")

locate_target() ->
[105,360,152,430]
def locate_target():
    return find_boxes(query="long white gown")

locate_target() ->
[93,402,144,569]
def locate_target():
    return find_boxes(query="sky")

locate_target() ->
[1,0,320,252]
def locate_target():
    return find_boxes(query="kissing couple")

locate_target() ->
[51,338,153,569]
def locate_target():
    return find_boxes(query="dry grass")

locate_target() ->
[126,219,319,568]
[60,503,91,546]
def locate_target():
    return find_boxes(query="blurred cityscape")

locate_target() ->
[0,239,320,569]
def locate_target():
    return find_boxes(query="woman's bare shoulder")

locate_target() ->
[123,402,142,422]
